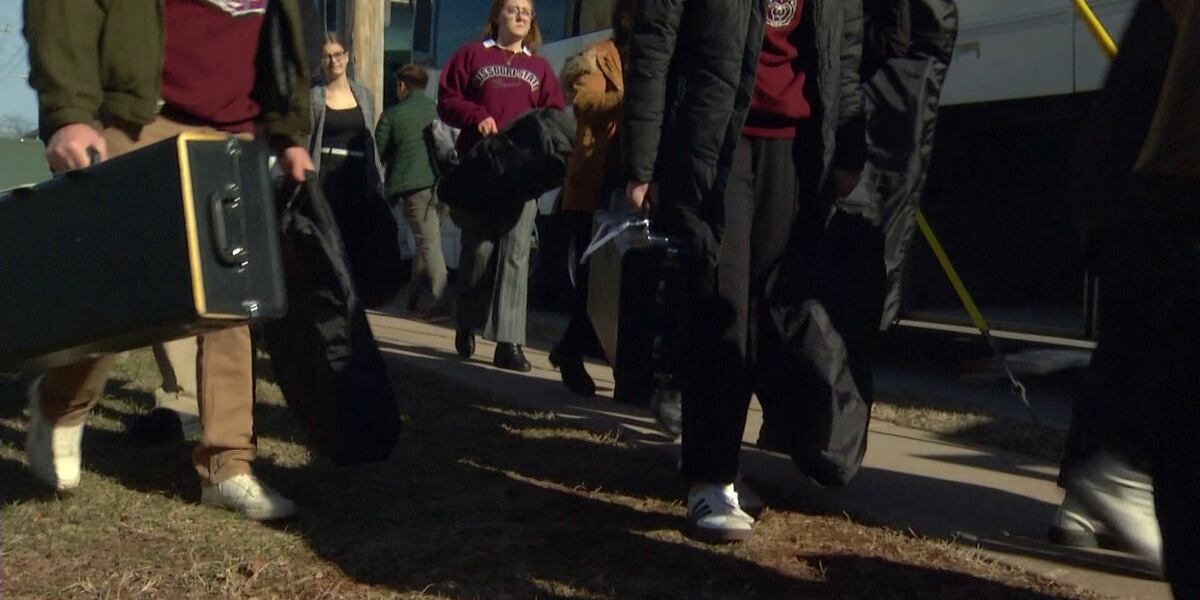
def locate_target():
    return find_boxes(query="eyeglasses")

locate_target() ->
[323,50,348,64]
[502,6,535,19]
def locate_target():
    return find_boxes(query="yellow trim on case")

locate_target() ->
[175,132,244,320]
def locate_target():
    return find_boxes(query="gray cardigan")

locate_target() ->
[309,79,386,195]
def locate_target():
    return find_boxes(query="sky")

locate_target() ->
[0,1,38,131]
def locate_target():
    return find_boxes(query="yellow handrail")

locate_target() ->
[904,0,1120,421]
[920,0,1121,336]
[915,211,991,334]
[1073,0,1119,58]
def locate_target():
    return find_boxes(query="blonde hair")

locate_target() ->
[480,0,543,52]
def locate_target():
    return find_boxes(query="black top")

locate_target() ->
[322,106,368,152]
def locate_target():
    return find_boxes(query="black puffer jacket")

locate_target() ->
[623,0,866,262]
[437,108,576,232]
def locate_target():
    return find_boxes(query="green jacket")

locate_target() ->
[23,0,311,148]
[375,93,438,197]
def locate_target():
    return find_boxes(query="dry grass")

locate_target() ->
[0,350,1102,599]
[871,394,1067,462]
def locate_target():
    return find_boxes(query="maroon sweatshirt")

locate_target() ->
[743,0,812,138]
[161,0,268,133]
[438,40,566,154]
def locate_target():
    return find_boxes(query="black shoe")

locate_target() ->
[651,389,683,438]
[549,346,595,396]
[455,325,475,359]
[493,343,532,372]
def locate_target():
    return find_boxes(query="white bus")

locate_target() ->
[900,0,1133,345]
[405,0,1136,336]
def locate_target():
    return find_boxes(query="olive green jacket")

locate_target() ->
[375,93,438,197]
[23,0,311,148]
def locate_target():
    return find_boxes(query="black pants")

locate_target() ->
[679,135,883,485]
[1057,277,1151,486]
[1084,217,1200,598]
[318,154,367,214]
[555,209,603,359]
[1063,2,1200,595]
[679,136,807,483]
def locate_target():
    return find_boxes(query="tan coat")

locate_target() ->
[561,39,624,212]
[1137,0,1200,178]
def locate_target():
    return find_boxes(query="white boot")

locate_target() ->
[24,376,84,492]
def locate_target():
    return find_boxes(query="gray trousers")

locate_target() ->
[396,188,449,310]
[455,199,538,345]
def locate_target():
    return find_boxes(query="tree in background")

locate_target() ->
[0,113,36,139]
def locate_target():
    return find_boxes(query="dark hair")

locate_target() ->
[611,0,634,54]
[394,64,430,90]
[480,0,543,52]
[323,31,347,52]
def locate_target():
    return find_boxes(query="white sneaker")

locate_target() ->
[24,376,83,492]
[1048,490,1103,548]
[686,483,755,543]
[1068,453,1162,573]
[734,478,765,516]
[201,473,298,521]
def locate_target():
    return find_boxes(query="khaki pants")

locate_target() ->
[152,337,201,438]
[397,188,449,310]
[37,116,256,485]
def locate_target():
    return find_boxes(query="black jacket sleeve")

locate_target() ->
[622,0,686,184]
[835,0,868,171]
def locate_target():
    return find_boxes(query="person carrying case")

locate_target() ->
[0,133,286,370]
[585,211,696,407]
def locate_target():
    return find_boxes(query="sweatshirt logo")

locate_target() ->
[473,65,542,91]
[766,0,797,28]
[200,0,269,16]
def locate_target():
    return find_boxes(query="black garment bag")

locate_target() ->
[262,178,401,464]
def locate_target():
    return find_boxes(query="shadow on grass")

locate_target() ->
[811,555,1086,600]
[0,344,1128,598]
[374,338,670,442]
[0,368,308,506]
[241,360,1092,599]
[0,373,204,505]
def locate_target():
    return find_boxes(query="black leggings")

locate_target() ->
[555,210,603,359]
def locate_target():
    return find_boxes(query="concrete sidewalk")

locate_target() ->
[367,312,1170,600]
